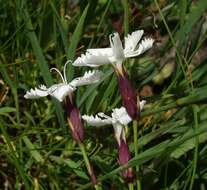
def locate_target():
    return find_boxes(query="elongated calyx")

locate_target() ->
[116,65,140,120]
[65,96,84,143]
[118,139,134,182]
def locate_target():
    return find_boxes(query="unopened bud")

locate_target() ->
[65,96,84,143]
[118,139,134,182]
[116,65,140,120]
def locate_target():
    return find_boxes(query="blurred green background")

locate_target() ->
[1,0,207,189]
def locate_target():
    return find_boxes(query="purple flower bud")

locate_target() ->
[118,139,134,182]
[116,65,140,120]
[65,96,84,143]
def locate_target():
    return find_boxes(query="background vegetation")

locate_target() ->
[1,0,207,189]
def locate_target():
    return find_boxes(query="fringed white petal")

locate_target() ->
[70,70,102,87]
[137,38,154,55]
[140,100,146,111]
[72,52,112,67]
[82,114,112,127]
[24,85,49,99]
[109,33,125,62]
[87,48,113,56]
[125,38,154,58]
[112,107,132,125]
[124,30,144,53]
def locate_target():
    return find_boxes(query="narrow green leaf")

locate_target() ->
[0,60,20,126]
[65,159,80,168]
[179,0,187,27]
[66,4,90,81]
[0,107,16,114]
[23,5,65,129]
[97,74,117,109]
[88,0,112,47]
[22,136,44,163]
[74,169,89,180]
[176,0,207,46]
[67,4,89,59]
[0,121,30,189]
[23,8,52,86]
[49,0,69,54]
[141,86,207,117]
[77,121,207,190]
[77,69,113,107]
[121,0,129,35]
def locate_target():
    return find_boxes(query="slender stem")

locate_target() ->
[133,120,141,190]
[133,121,138,156]
[128,183,134,190]
[121,0,129,35]
[34,178,40,190]
[137,180,141,190]
[79,143,91,174]
[78,143,102,190]
[94,185,102,190]
[189,105,199,190]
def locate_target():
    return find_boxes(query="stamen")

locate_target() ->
[109,33,115,46]
[63,60,72,84]
[50,68,65,83]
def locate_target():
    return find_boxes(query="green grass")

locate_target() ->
[1,0,207,189]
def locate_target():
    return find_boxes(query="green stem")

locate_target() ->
[189,105,199,190]
[121,0,129,35]
[128,183,134,190]
[133,120,138,157]
[133,120,141,190]
[78,143,102,190]
[94,185,102,190]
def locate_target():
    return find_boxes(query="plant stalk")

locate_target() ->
[128,182,134,190]
[133,120,141,190]
[78,143,102,190]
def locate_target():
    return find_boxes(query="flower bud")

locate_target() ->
[118,139,134,182]
[65,96,84,143]
[116,65,140,120]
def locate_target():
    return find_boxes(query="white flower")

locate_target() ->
[24,61,102,102]
[73,30,154,67]
[82,100,146,144]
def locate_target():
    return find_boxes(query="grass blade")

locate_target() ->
[22,5,65,129]
[176,0,207,47]
[66,4,90,81]
[0,121,30,189]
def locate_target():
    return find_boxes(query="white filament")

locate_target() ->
[63,60,72,84]
[50,68,66,83]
